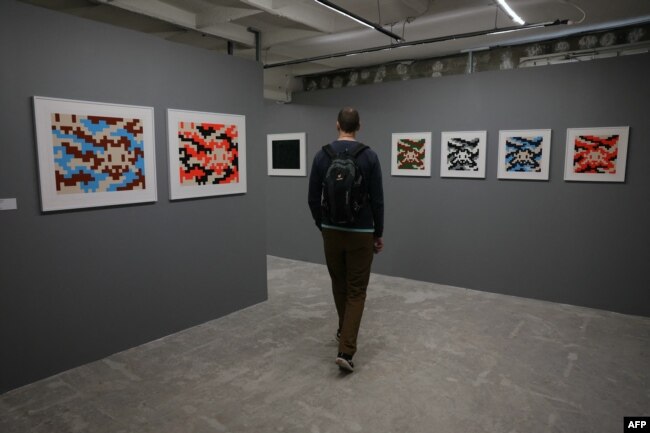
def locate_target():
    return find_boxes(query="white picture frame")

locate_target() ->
[391,132,432,177]
[440,131,487,178]
[267,132,307,176]
[167,108,246,200]
[564,127,629,182]
[33,96,157,212]
[497,129,552,180]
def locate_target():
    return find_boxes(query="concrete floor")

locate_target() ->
[1,255,649,432]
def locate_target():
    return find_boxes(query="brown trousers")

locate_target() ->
[322,228,375,357]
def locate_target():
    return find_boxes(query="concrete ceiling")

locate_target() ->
[21,0,650,99]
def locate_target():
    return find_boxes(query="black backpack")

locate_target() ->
[321,142,369,225]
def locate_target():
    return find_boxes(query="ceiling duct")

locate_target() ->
[265,19,571,69]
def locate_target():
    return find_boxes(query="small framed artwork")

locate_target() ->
[440,131,487,178]
[391,132,432,177]
[267,132,306,176]
[564,127,629,182]
[33,96,157,212]
[497,129,552,180]
[167,108,246,200]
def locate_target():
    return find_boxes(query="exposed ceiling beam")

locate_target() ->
[96,0,255,45]
[264,19,572,69]
[239,0,343,33]
[96,0,194,25]
[401,0,431,16]
[196,22,256,45]
[263,28,324,47]
[195,6,263,28]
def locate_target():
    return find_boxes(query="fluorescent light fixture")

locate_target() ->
[314,0,403,41]
[315,0,373,29]
[496,0,525,25]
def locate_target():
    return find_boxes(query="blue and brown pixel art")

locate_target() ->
[178,122,239,185]
[50,113,145,194]
[505,136,543,172]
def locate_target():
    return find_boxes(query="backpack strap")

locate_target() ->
[322,144,336,159]
[350,142,368,158]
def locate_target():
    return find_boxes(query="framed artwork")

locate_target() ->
[497,129,552,180]
[33,96,157,212]
[391,132,432,177]
[564,127,629,182]
[440,131,487,178]
[167,109,246,200]
[267,132,306,176]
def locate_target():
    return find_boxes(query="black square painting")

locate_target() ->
[272,139,301,169]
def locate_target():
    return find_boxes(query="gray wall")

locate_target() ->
[265,54,650,317]
[0,1,266,393]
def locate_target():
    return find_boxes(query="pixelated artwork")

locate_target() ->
[267,133,306,176]
[33,96,157,212]
[51,113,145,194]
[572,135,619,174]
[397,138,426,170]
[498,129,551,181]
[178,121,239,186]
[447,137,480,171]
[391,133,431,176]
[564,127,629,182]
[504,136,543,172]
[440,131,486,178]
[168,109,247,199]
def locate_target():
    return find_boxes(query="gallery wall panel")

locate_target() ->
[264,53,650,317]
[0,1,266,393]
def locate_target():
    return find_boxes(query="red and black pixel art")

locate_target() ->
[573,134,619,174]
[178,122,239,185]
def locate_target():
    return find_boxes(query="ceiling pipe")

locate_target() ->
[264,19,570,69]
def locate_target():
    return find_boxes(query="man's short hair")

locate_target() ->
[337,107,360,133]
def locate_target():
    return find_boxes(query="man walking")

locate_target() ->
[308,107,384,372]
